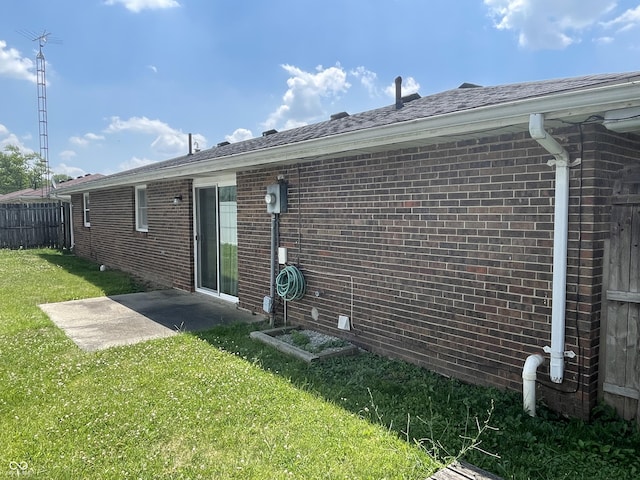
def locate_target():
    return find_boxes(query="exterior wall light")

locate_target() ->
[173,195,183,205]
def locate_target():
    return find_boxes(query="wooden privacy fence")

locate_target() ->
[0,203,63,249]
[601,166,640,425]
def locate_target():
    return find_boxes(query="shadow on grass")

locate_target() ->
[193,322,640,480]
[193,323,511,467]
[36,250,153,296]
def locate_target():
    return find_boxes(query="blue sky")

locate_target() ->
[1,0,639,178]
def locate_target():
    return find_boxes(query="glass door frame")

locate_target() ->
[193,174,238,303]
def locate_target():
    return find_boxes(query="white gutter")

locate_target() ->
[522,354,545,416]
[61,77,640,194]
[528,114,577,390]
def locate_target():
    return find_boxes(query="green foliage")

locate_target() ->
[0,145,47,194]
[52,173,73,184]
[289,329,311,347]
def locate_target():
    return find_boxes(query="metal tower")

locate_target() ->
[35,31,50,197]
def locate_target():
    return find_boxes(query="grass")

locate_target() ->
[0,249,435,479]
[2,249,639,479]
[201,325,640,480]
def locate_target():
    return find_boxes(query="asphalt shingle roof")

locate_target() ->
[61,71,640,188]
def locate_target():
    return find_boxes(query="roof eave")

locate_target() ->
[64,78,640,194]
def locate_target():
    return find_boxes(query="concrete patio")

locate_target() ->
[39,289,264,351]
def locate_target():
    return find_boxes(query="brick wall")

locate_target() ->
[67,123,639,419]
[237,125,638,419]
[72,179,193,290]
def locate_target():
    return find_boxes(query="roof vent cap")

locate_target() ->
[330,111,350,121]
[458,82,482,89]
[401,93,421,103]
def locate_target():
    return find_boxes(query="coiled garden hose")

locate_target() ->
[276,265,306,301]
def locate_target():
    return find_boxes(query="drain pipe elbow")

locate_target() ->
[529,113,571,384]
[529,113,569,164]
[522,354,545,416]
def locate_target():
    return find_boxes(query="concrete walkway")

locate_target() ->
[39,289,264,352]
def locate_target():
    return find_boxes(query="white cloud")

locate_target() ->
[85,132,105,141]
[601,5,640,32]
[104,116,207,156]
[351,66,379,97]
[484,0,617,50]
[594,36,615,45]
[52,162,86,178]
[118,156,157,171]
[59,150,77,160]
[0,40,36,83]
[104,0,180,13]
[69,132,105,146]
[264,63,351,131]
[384,76,421,98]
[0,124,33,152]
[225,128,253,143]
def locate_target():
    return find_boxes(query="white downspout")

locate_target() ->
[522,354,545,416]
[529,113,577,386]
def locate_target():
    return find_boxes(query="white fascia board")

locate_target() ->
[65,78,640,193]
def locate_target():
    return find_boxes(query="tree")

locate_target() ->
[52,173,73,186]
[0,145,47,194]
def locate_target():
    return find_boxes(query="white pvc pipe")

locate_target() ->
[522,354,545,416]
[549,160,569,383]
[529,113,570,384]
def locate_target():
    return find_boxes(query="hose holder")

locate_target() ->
[276,265,306,301]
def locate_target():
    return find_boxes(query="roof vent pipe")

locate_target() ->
[528,113,576,385]
[395,76,403,109]
[188,133,193,155]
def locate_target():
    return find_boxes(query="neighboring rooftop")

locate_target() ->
[0,174,104,203]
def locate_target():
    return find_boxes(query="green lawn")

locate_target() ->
[0,249,435,479]
[1,249,639,480]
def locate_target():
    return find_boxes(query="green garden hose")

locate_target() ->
[276,265,306,301]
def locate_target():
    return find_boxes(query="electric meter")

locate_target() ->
[265,182,288,214]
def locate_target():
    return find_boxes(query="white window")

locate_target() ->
[135,185,148,232]
[83,193,90,227]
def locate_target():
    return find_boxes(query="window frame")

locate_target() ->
[83,192,90,227]
[135,185,149,232]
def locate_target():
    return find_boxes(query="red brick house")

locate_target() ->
[60,72,640,421]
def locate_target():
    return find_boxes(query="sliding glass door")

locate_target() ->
[194,178,238,300]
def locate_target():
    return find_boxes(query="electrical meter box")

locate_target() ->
[265,182,288,214]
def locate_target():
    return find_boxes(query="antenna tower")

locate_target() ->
[18,29,59,196]
[35,31,51,197]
